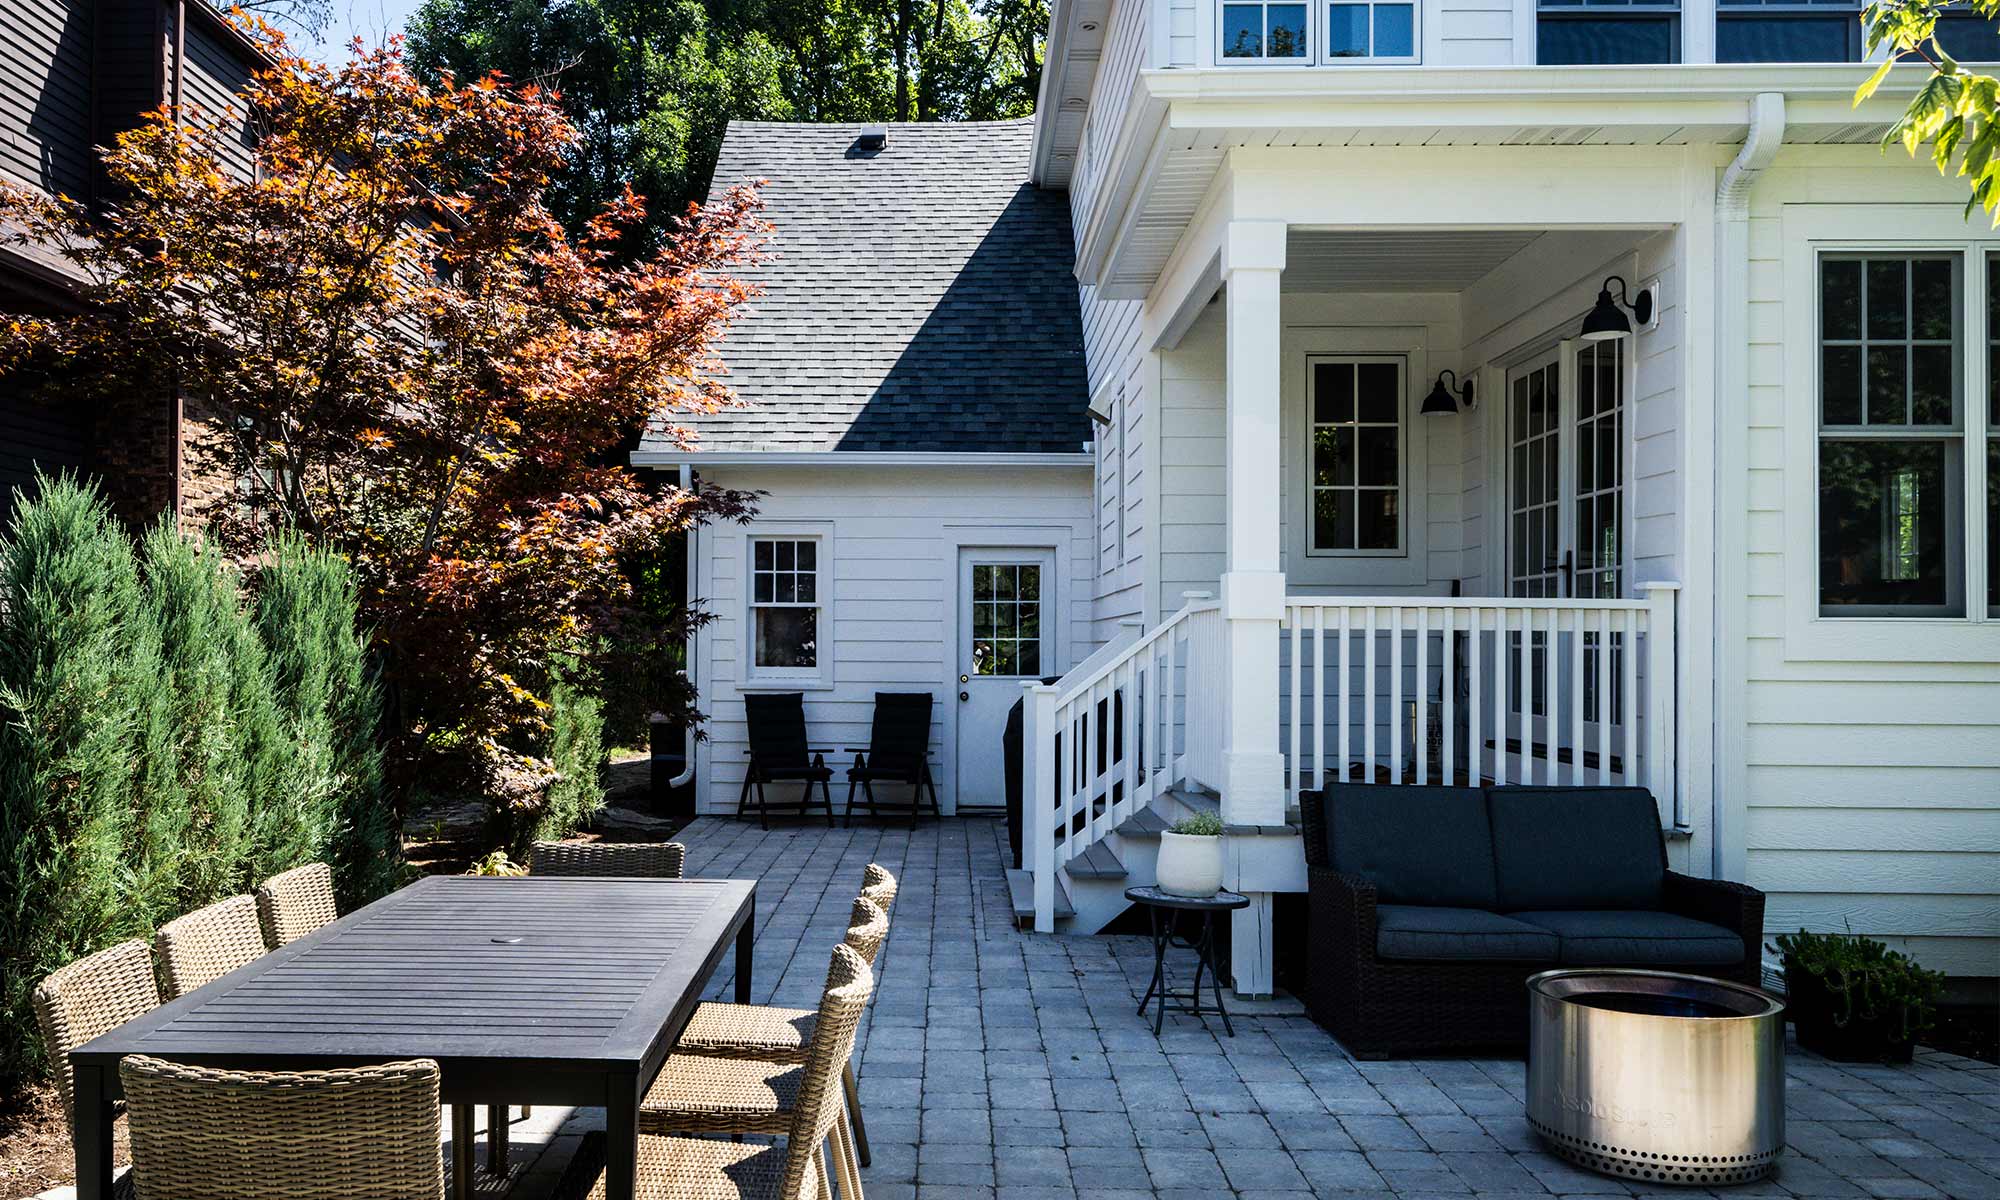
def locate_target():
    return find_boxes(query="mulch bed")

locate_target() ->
[0,1082,126,1200]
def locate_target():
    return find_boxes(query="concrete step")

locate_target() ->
[1063,840,1127,880]
[1005,868,1074,921]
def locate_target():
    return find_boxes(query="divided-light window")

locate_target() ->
[1814,254,1993,617]
[750,537,822,671]
[1219,0,1419,61]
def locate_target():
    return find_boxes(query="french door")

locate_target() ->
[1503,339,1628,767]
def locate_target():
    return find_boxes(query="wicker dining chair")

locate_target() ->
[33,938,162,1149]
[119,1054,442,1200]
[587,944,875,1200]
[253,862,339,948]
[155,894,267,1000]
[740,692,837,830]
[670,865,897,1167]
[529,840,686,878]
[844,693,941,828]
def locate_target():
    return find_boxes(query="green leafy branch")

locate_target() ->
[1859,0,2000,221]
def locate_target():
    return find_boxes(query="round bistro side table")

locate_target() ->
[1124,886,1251,1036]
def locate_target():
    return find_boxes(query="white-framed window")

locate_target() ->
[1308,356,1406,554]
[1217,0,1418,62]
[1220,0,1310,60]
[1326,0,1417,58]
[1537,0,1679,63]
[1816,253,1971,617]
[747,533,828,680]
[1714,0,1861,62]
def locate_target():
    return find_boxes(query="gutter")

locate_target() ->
[631,450,1094,468]
[668,462,696,790]
[1711,94,1784,908]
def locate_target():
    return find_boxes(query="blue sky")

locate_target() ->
[293,0,429,62]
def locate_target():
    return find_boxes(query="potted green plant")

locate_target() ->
[1771,930,1945,1063]
[1156,811,1225,896]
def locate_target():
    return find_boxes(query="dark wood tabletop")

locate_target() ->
[72,874,757,1200]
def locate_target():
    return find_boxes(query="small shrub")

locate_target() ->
[1171,812,1224,838]
[468,849,528,877]
[532,678,607,845]
[1772,929,1946,1060]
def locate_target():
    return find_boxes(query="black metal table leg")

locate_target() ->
[73,1061,113,1200]
[736,889,756,1004]
[451,1104,476,1200]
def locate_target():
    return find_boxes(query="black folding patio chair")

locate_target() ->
[845,692,942,828]
[739,691,837,829]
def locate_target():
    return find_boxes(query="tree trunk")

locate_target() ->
[895,0,912,121]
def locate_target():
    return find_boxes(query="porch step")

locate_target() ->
[1006,868,1075,921]
[1115,807,1170,838]
[1064,841,1128,880]
[1164,788,1219,819]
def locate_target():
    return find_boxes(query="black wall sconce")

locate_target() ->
[1423,369,1474,416]
[1581,275,1656,341]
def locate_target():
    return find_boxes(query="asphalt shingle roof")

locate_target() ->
[641,118,1091,457]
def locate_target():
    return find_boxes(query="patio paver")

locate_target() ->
[673,815,2000,1200]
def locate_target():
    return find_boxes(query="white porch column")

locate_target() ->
[1219,220,1287,828]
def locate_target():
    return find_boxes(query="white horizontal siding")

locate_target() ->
[1733,150,2000,978]
[692,465,1095,814]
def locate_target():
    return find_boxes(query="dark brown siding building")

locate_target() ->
[0,0,259,528]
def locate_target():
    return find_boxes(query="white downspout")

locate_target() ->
[1712,93,1784,890]
[667,462,697,790]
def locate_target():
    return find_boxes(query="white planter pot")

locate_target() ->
[1155,831,1223,897]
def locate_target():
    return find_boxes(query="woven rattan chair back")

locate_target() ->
[863,692,933,773]
[254,862,338,948]
[33,939,161,1129]
[155,894,266,1000]
[528,841,686,879]
[860,863,898,913]
[119,1054,442,1200]
[781,944,874,1199]
[844,896,890,966]
[744,692,814,769]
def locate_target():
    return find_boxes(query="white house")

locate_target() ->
[640,14,2000,999]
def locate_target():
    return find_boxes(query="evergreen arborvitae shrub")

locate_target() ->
[533,678,607,845]
[257,534,397,907]
[138,522,267,912]
[0,476,153,1084]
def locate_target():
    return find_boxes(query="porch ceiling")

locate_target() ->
[1283,230,1546,292]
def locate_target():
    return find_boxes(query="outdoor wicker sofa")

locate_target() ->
[1301,782,1766,1059]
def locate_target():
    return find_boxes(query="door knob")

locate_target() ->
[959,691,970,702]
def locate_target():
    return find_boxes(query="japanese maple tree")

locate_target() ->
[0,24,763,789]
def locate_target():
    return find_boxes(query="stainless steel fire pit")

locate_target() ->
[1527,969,1786,1187]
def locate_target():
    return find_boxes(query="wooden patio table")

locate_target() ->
[71,875,756,1200]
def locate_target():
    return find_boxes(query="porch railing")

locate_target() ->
[1281,583,1680,827]
[1022,594,1220,932]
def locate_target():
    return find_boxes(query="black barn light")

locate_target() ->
[1581,275,1653,341]
[1423,369,1474,416]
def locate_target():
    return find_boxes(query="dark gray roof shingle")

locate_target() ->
[640,118,1091,457]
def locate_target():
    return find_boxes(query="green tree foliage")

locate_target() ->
[406,0,1048,238]
[531,677,608,846]
[0,476,150,1083]
[1860,3,2000,220]
[256,534,399,908]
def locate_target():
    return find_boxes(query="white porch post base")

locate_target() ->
[1219,569,1286,826]
[1230,894,1275,999]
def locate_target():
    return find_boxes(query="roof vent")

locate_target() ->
[854,125,889,152]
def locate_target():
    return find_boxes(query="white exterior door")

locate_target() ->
[954,549,1056,812]
[1504,339,1629,775]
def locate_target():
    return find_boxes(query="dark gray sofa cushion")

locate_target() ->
[1375,905,1560,962]
[1487,786,1665,910]
[1510,910,1744,966]
[1325,783,1497,909]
